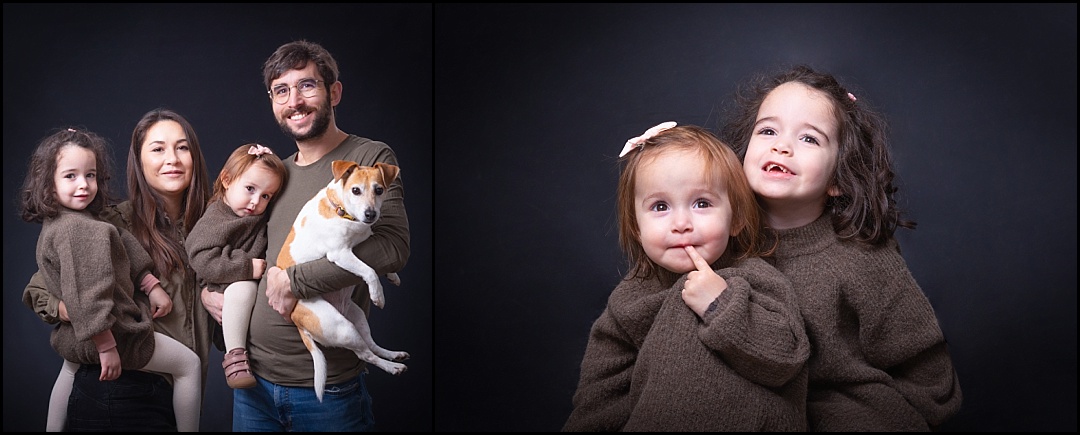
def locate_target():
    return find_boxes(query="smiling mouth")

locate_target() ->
[764,163,793,174]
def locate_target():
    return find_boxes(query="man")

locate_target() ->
[201,40,410,431]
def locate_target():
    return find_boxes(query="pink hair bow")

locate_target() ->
[248,144,273,156]
[619,121,677,157]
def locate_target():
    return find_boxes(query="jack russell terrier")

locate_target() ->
[277,160,409,402]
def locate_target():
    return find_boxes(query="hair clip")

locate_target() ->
[248,144,273,156]
[67,128,77,132]
[847,92,857,102]
[619,121,677,158]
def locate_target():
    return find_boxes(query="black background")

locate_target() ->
[3,4,432,432]
[4,3,1077,433]
[432,3,1076,432]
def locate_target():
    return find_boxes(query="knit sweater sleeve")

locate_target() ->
[686,257,810,388]
[563,305,636,432]
[850,244,963,427]
[186,204,257,285]
[23,205,132,324]
[563,278,666,432]
[54,218,121,342]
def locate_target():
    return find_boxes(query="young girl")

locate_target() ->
[563,123,810,431]
[20,127,202,432]
[185,143,286,389]
[719,65,963,431]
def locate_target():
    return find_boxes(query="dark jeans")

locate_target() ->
[66,363,177,432]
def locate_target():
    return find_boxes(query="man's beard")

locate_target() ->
[278,98,332,142]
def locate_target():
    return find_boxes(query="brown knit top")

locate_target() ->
[36,208,156,368]
[185,199,268,293]
[564,256,810,431]
[769,212,963,431]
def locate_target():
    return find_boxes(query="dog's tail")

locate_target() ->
[298,326,329,403]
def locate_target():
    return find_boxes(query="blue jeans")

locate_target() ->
[66,363,177,432]
[233,372,374,432]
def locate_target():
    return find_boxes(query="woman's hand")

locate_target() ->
[58,300,70,322]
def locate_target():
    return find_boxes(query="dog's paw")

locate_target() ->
[369,280,385,308]
[391,351,410,362]
[387,272,401,286]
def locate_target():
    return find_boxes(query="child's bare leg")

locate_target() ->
[142,332,201,432]
[46,360,79,432]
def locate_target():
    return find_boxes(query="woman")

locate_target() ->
[22,108,215,431]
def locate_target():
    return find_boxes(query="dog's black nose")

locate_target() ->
[364,209,377,222]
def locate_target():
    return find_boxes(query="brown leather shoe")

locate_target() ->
[223,348,256,389]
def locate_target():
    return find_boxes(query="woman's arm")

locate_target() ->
[22,269,63,324]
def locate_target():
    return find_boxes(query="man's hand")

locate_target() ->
[266,266,296,323]
[58,300,70,322]
[681,245,728,318]
[201,287,224,324]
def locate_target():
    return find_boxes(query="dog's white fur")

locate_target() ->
[277,160,408,402]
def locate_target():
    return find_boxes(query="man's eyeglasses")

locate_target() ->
[268,79,323,105]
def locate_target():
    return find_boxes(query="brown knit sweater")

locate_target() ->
[769,213,962,431]
[564,256,810,431]
[25,201,215,387]
[35,208,156,369]
[185,199,268,293]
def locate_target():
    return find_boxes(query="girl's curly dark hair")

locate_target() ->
[719,64,915,246]
[20,127,115,223]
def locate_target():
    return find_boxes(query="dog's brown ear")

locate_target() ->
[331,160,360,180]
[375,162,400,186]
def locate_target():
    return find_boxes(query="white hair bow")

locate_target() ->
[619,121,677,157]
[248,144,273,156]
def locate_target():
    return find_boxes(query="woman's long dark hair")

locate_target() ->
[127,108,211,278]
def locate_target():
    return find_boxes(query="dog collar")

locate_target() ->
[328,197,357,221]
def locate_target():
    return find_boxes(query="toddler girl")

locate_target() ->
[186,143,286,389]
[20,127,201,432]
[563,123,810,431]
[720,64,963,430]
